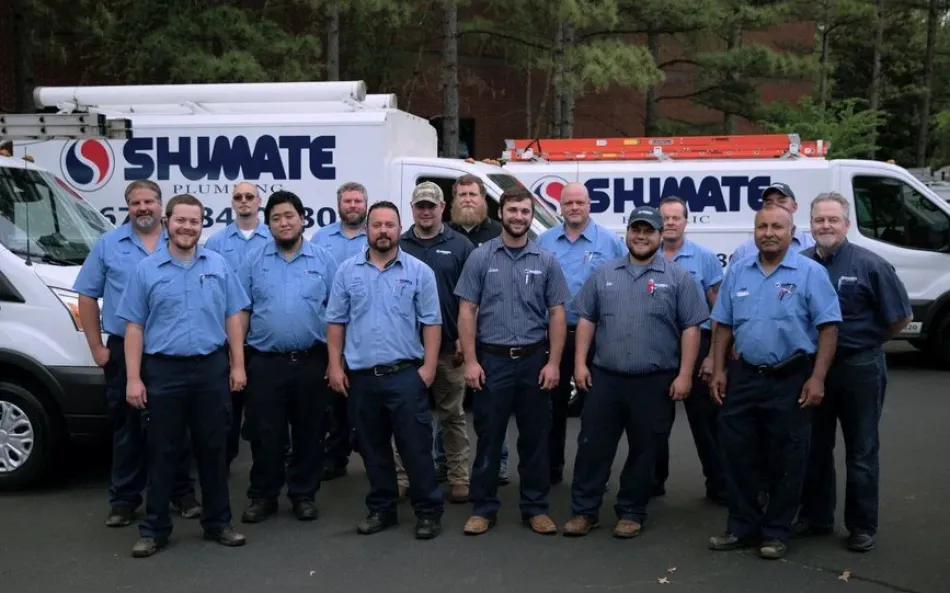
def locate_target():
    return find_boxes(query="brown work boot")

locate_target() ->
[613,519,642,539]
[462,515,495,535]
[448,483,469,504]
[562,515,599,537]
[524,514,558,535]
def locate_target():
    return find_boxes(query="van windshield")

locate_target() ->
[488,173,562,230]
[0,165,113,265]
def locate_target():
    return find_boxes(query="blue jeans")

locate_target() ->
[434,413,508,476]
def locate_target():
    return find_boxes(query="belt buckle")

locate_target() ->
[509,347,523,360]
[373,365,386,377]
[288,350,302,362]
[755,364,770,375]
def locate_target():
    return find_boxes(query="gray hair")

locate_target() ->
[811,192,850,221]
[336,181,368,202]
[124,179,162,203]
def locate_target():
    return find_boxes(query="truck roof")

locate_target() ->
[502,156,907,175]
[0,155,50,172]
[98,109,429,129]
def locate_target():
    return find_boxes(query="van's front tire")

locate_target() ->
[927,312,950,368]
[0,381,55,491]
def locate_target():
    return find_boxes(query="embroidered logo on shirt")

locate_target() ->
[776,282,797,300]
[436,249,452,255]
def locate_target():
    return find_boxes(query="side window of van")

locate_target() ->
[853,175,950,253]
[415,176,499,224]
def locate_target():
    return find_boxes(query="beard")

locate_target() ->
[372,236,394,253]
[501,218,529,238]
[170,232,199,250]
[132,214,158,230]
[628,243,659,262]
[451,201,487,227]
[274,232,302,251]
[340,210,366,227]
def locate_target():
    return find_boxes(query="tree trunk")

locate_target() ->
[644,29,661,136]
[868,0,885,159]
[11,0,36,111]
[441,0,460,158]
[916,0,939,168]
[551,19,565,138]
[724,22,742,135]
[559,21,575,138]
[326,0,340,81]
[526,47,533,137]
[817,24,831,110]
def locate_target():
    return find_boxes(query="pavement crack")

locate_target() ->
[779,558,928,593]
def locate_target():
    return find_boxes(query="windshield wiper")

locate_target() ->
[6,247,77,266]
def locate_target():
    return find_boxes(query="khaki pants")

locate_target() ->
[396,352,470,487]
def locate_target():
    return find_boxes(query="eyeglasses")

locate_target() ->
[233,193,256,202]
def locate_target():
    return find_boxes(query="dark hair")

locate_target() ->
[367,200,401,224]
[499,187,534,214]
[453,174,485,197]
[125,179,162,203]
[264,190,304,221]
[164,193,203,218]
[658,196,689,217]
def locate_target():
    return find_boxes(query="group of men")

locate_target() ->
[73,173,910,561]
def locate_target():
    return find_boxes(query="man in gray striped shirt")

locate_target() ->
[562,206,709,539]
[454,187,570,537]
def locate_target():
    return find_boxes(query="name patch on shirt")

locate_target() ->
[837,276,859,290]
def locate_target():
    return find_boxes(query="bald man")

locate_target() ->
[537,182,626,484]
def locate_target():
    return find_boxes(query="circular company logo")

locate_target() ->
[59,139,116,192]
[530,175,570,214]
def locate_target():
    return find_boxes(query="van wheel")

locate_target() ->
[0,381,53,491]
[928,312,950,367]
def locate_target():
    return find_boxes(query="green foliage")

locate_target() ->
[758,95,886,158]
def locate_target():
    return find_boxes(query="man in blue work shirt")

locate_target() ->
[708,203,841,560]
[795,192,912,553]
[396,182,474,504]
[562,206,708,538]
[312,181,368,481]
[537,182,625,485]
[325,201,444,540]
[728,182,815,263]
[237,190,338,524]
[455,187,570,537]
[73,179,200,528]
[204,181,271,469]
[654,196,727,504]
[116,193,250,558]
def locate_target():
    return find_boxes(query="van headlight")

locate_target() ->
[50,287,84,331]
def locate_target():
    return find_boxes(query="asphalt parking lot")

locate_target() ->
[1,343,947,593]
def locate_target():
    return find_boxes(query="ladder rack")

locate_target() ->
[502,134,829,162]
[0,113,132,140]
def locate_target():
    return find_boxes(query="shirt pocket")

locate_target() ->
[199,272,227,312]
[733,293,755,323]
[390,278,416,317]
[349,277,370,314]
[299,269,328,307]
[152,277,184,311]
[836,282,862,317]
[602,286,624,317]
[648,288,675,317]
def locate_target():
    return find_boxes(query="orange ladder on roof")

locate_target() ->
[501,134,829,162]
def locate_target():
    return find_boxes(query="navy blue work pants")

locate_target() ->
[325,393,354,470]
[139,349,232,539]
[799,349,885,536]
[245,347,330,503]
[348,364,443,519]
[470,349,551,520]
[719,360,812,543]
[104,336,194,509]
[570,367,676,524]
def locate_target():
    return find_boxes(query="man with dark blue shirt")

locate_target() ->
[795,192,912,553]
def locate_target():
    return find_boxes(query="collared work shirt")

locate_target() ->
[310,221,366,264]
[116,248,250,356]
[801,240,911,353]
[454,237,570,346]
[574,256,709,375]
[664,239,723,331]
[711,250,842,366]
[239,240,339,351]
[325,249,441,370]
[537,220,627,326]
[729,228,815,265]
[204,221,271,272]
[73,223,168,337]
[449,218,502,247]
[399,225,474,353]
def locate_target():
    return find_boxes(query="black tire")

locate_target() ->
[926,311,950,368]
[0,381,55,491]
[908,339,927,351]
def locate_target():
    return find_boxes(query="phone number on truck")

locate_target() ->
[99,206,340,229]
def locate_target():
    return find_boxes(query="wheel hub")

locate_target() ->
[0,429,8,445]
[0,400,34,472]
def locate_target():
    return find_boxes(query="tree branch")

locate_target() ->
[457,29,551,51]
[579,26,708,42]
[656,85,723,102]
[657,58,700,69]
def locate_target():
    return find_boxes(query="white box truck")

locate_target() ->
[500,135,950,364]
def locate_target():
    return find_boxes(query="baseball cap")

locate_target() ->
[627,206,663,231]
[762,182,796,201]
[411,181,444,206]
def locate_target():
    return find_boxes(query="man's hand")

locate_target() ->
[669,373,691,401]
[464,360,485,390]
[127,378,147,409]
[418,364,436,388]
[91,344,111,368]
[230,366,247,392]
[710,371,727,405]
[698,355,714,383]
[328,364,349,397]
[799,376,825,408]
[574,363,592,391]
[538,362,560,391]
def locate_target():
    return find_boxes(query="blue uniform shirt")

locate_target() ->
[454,237,570,346]
[537,220,627,326]
[729,228,815,264]
[801,240,911,353]
[311,221,367,264]
[574,255,709,375]
[204,221,271,272]
[115,247,250,356]
[711,249,842,366]
[664,239,723,331]
[325,249,442,370]
[239,240,339,351]
[72,223,168,337]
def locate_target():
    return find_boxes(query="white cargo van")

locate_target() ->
[0,113,123,489]
[15,81,561,242]
[501,135,950,364]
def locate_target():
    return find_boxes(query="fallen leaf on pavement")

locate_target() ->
[657,577,670,584]
[838,569,851,582]
[667,567,677,573]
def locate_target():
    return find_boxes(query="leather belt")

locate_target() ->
[248,343,326,362]
[479,341,546,360]
[350,359,419,377]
